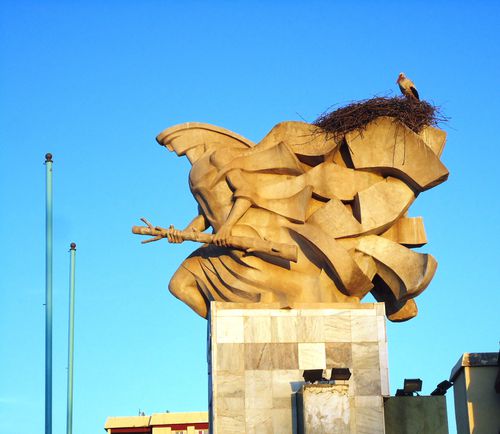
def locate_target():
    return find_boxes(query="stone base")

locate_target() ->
[208,302,389,434]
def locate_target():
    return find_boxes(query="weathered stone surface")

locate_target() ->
[297,384,386,434]
[297,384,351,434]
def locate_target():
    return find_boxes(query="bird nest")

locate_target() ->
[313,96,447,141]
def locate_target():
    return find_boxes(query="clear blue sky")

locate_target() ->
[1,1,499,433]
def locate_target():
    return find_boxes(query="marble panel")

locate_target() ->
[244,370,273,409]
[376,315,386,342]
[271,315,298,343]
[351,315,379,342]
[216,344,244,372]
[352,368,382,396]
[244,343,272,370]
[352,343,380,370]
[244,316,272,343]
[216,414,245,434]
[272,408,293,434]
[245,408,273,434]
[379,341,390,396]
[272,369,302,399]
[216,372,244,398]
[240,309,280,317]
[375,303,386,317]
[215,308,276,317]
[214,310,241,317]
[298,343,326,370]
[272,397,292,409]
[216,316,244,343]
[271,343,299,369]
[325,342,353,368]
[354,396,383,408]
[350,308,376,316]
[270,309,298,317]
[213,303,280,315]
[291,303,378,311]
[297,314,325,342]
[218,397,245,413]
[348,399,357,434]
[380,369,390,397]
[323,312,352,342]
[354,405,384,434]
[298,308,345,316]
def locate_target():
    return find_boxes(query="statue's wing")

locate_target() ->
[156,122,255,155]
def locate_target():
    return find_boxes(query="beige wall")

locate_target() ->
[152,428,170,434]
[452,371,469,433]
[466,366,500,433]
[152,427,203,434]
[452,353,500,434]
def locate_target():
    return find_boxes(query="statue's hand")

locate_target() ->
[213,225,232,247]
[166,225,184,244]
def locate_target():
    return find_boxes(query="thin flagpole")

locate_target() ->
[66,242,77,434]
[45,153,53,434]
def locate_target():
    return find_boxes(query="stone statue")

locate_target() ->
[133,117,448,322]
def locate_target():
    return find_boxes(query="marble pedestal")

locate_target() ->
[208,302,389,434]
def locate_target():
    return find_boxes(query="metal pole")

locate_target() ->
[45,153,53,434]
[66,243,76,434]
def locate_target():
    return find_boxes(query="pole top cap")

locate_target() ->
[45,153,53,162]
[70,242,77,250]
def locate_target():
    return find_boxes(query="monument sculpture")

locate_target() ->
[133,96,449,323]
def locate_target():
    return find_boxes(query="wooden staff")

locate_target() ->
[132,218,298,262]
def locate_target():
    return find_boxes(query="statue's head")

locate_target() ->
[156,123,205,156]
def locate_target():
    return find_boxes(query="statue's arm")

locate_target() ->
[213,197,251,247]
[185,213,210,232]
[167,210,209,244]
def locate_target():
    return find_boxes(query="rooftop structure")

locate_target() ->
[450,352,500,434]
[104,411,208,434]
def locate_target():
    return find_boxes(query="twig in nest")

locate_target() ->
[313,96,448,141]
